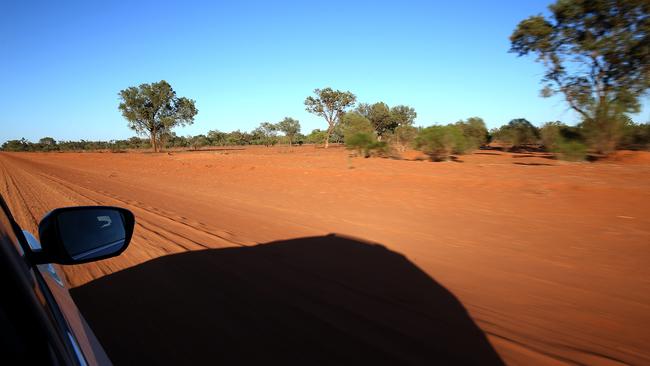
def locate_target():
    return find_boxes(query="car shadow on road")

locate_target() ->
[71,234,504,366]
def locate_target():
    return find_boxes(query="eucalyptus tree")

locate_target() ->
[118,80,197,152]
[304,88,356,148]
[276,117,301,146]
[510,0,650,152]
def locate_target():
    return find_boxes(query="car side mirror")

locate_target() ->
[30,206,135,265]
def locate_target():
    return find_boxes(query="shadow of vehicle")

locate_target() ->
[71,234,504,365]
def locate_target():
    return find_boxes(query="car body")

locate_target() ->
[0,194,133,365]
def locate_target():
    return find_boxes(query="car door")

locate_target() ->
[0,194,111,365]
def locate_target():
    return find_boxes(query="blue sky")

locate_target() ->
[1,0,648,143]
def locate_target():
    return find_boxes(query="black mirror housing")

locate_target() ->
[31,206,135,265]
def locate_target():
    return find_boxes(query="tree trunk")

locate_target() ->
[150,124,159,153]
[325,125,334,149]
[150,134,157,153]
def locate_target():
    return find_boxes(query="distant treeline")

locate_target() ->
[3,115,648,162]
[1,129,333,153]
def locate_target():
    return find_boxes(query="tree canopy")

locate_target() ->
[454,117,489,148]
[251,122,279,147]
[367,102,394,138]
[356,102,417,138]
[390,105,417,127]
[304,87,357,148]
[118,80,198,152]
[510,0,650,152]
[276,117,301,146]
[493,118,540,148]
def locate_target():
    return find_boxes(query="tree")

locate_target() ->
[207,130,227,146]
[128,136,146,149]
[367,102,396,139]
[118,80,198,152]
[356,103,416,138]
[355,103,372,118]
[252,122,278,147]
[39,137,57,146]
[37,137,58,151]
[304,87,357,148]
[540,121,588,160]
[1,138,30,152]
[619,120,650,149]
[276,117,301,146]
[340,112,375,137]
[305,129,327,144]
[189,135,209,150]
[390,105,417,126]
[510,0,650,153]
[162,132,189,148]
[493,119,540,149]
[158,130,175,149]
[340,113,386,158]
[225,130,252,146]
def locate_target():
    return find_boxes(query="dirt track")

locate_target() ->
[1,147,649,365]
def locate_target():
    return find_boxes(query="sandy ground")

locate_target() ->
[1,146,649,365]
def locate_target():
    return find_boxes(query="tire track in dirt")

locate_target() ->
[0,154,249,287]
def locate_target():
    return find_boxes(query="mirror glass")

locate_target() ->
[57,208,127,260]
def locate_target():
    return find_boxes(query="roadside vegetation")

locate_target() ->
[2,0,649,162]
[5,117,647,162]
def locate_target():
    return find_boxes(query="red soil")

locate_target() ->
[1,146,648,365]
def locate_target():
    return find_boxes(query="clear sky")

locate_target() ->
[1,0,648,143]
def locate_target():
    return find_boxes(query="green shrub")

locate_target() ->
[388,125,419,153]
[189,135,209,150]
[414,125,468,161]
[345,132,387,157]
[455,117,488,150]
[619,121,650,150]
[555,140,587,161]
[305,129,328,144]
[1,139,30,152]
[540,122,563,150]
[342,112,387,157]
[341,112,374,137]
[368,140,389,156]
[493,118,539,149]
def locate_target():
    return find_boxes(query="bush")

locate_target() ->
[387,125,418,153]
[1,139,30,152]
[341,112,374,137]
[540,121,589,161]
[346,132,374,157]
[555,140,588,161]
[305,129,328,144]
[189,135,209,150]
[414,125,468,161]
[455,117,488,149]
[540,122,563,151]
[493,118,539,150]
[577,105,637,154]
[619,121,650,150]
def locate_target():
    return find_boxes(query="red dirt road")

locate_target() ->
[1,147,649,365]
